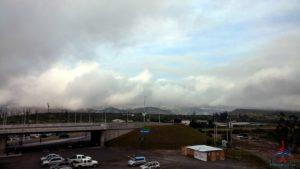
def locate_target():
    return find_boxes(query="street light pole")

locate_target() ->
[89,111,91,123]
[214,113,216,146]
[158,104,161,124]
[144,96,146,123]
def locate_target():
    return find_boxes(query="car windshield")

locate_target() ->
[50,158,57,161]
[70,155,76,159]
[47,155,56,159]
[134,157,144,161]
[46,154,53,157]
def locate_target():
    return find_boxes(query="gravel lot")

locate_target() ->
[0,147,259,169]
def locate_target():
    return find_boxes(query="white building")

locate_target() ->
[182,145,225,162]
[181,120,191,126]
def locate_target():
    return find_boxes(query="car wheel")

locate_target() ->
[78,166,82,169]
[93,164,97,168]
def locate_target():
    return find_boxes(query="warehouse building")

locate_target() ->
[181,145,225,162]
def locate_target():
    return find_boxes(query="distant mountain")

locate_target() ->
[98,106,173,114]
[128,107,173,114]
[98,106,234,115]
[101,107,122,113]
[169,106,233,115]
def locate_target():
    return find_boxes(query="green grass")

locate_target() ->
[225,148,270,168]
[106,124,212,149]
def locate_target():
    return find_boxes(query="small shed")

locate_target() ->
[182,145,225,162]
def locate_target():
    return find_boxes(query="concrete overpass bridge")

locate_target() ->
[0,122,167,154]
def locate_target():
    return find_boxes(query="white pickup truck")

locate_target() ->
[67,154,92,164]
[72,159,98,169]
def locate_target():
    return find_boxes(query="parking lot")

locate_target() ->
[0,147,261,169]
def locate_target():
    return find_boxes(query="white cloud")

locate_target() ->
[0,0,299,110]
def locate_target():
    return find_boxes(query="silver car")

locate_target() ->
[140,161,160,169]
[40,153,60,162]
[128,156,146,166]
[41,156,64,167]
[50,161,71,169]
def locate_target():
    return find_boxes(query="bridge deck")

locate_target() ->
[0,122,166,135]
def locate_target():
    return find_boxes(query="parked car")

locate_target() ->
[140,161,160,169]
[237,133,249,140]
[59,133,69,139]
[52,166,72,169]
[41,156,64,167]
[128,156,146,166]
[30,134,40,138]
[72,159,98,168]
[67,154,92,164]
[40,153,60,162]
[50,161,72,169]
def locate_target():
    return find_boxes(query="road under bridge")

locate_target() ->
[0,122,168,155]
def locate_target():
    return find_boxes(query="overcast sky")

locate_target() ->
[0,0,300,110]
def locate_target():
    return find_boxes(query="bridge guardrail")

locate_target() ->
[0,122,171,135]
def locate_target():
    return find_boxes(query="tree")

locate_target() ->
[276,112,298,153]
[288,115,298,153]
[277,112,288,148]
[219,112,228,122]
[189,119,198,128]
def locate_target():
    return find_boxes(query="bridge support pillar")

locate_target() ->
[90,131,105,147]
[0,135,7,155]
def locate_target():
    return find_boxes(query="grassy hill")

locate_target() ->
[106,124,211,149]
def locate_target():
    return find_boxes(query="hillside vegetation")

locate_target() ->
[106,124,211,149]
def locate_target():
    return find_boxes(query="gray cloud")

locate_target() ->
[0,0,163,86]
[215,32,300,110]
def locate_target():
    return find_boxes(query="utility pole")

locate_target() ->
[1,106,6,129]
[230,117,233,144]
[216,123,218,146]
[159,112,161,123]
[4,106,7,126]
[47,103,50,113]
[80,112,82,123]
[158,104,161,123]
[89,111,91,123]
[1,106,3,129]
[126,111,129,123]
[67,110,69,123]
[23,108,26,125]
[214,113,216,146]
[226,116,229,143]
[35,110,38,124]
[143,96,146,124]
[22,108,27,145]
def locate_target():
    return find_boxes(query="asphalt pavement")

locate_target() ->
[0,146,264,169]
